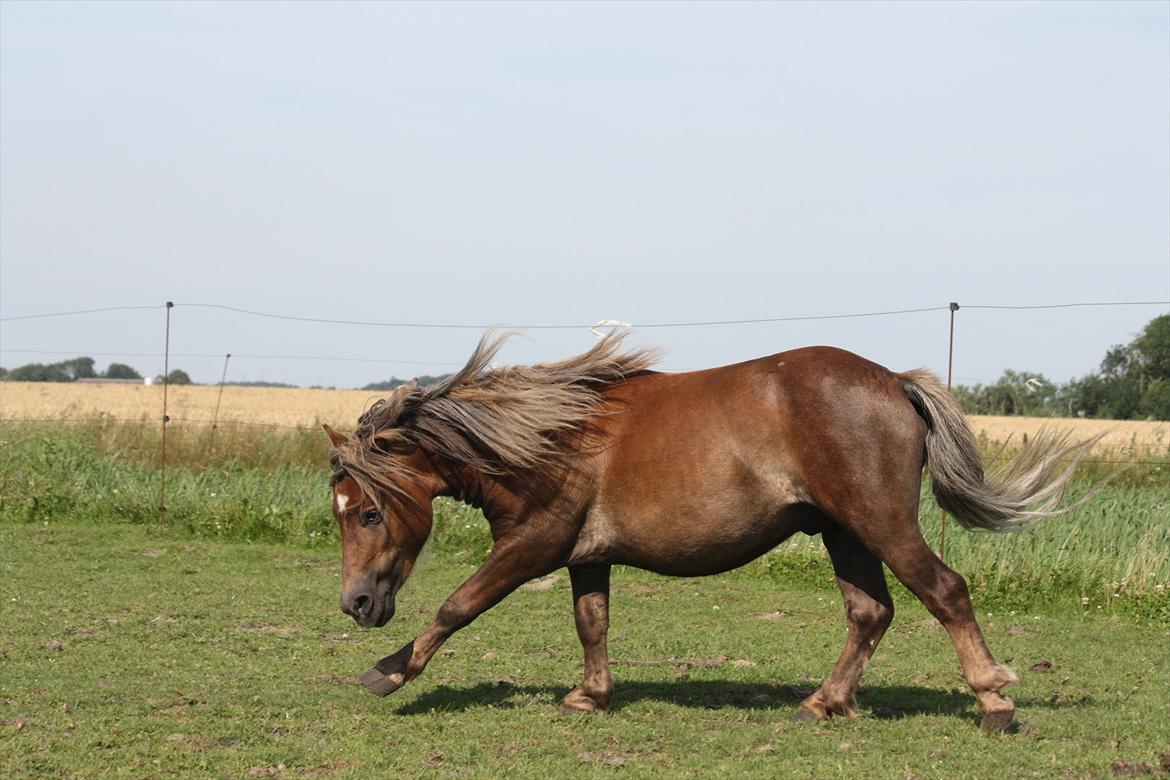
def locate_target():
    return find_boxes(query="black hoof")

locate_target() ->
[358,667,404,697]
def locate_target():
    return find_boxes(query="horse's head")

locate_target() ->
[325,424,438,628]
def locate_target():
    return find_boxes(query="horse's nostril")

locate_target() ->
[353,594,371,616]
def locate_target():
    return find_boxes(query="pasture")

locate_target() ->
[1,387,1168,777]
[1,524,1168,778]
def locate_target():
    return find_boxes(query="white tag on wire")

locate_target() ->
[590,319,632,338]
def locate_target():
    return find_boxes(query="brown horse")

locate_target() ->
[325,333,1097,731]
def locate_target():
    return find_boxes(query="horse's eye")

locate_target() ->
[361,509,381,527]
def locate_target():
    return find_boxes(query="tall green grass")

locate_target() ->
[750,480,1169,619]
[0,420,495,553]
[0,420,333,544]
[1,419,1166,617]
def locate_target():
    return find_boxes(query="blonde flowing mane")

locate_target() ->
[330,331,660,502]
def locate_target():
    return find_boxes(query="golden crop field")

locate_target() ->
[1,380,1168,454]
[969,415,1168,456]
[0,381,377,429]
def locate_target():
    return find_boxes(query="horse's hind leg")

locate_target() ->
[562,564,613,713]
[869,523,1019,731]
[797,524,894,722]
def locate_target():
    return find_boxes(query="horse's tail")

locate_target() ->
[899,369,1103,532]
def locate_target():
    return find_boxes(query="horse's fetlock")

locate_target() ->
[969,662,1019,695]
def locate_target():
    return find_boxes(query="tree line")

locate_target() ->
[953,314,1169,420]
[0,357,191,385]
[360,374,452,392]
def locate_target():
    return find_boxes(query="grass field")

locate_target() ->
[1,418,1167,619]
[1,524,1168,779]
[1,387,1168,777]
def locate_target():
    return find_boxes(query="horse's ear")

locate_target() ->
[323,424,348,447]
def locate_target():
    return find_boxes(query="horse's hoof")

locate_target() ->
[979,709,1014,733]
[793,706,820,724]
[561,700,608,714]
[359,667,404,697]
[561,689,610,714]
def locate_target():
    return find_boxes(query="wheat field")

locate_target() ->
[1,380,1168,454]
[0,381,378,430]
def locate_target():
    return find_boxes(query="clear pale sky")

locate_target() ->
[1,1,1167,390]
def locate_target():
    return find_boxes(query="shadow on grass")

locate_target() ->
[395,679,1093,721]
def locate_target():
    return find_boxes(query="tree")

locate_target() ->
[166,369,192,385]
[1139,378,1170,420]
[1131,314,1170,381]
[104,363,143,380]
[361,374,450,392]
[60,357,97,380]
[6,357,96,382]
[954,370,1057,417]
[1065,314,1170,420]
[953,314,1169,421]
[9,362,70,382]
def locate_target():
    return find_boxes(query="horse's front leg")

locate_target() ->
[561,564,612,712]
[359,531,565,697]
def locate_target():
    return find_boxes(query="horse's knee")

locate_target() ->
[847,598,893,636]
[435,597,472,632]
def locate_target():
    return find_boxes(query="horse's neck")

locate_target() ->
[431,453,586,532]
[439,461,521,523]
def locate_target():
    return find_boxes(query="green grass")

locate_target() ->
[1,524,1168,778]
[2,420,1167,618]
[751,479,1170,620]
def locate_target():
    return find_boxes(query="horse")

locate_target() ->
[325,332,1098,731]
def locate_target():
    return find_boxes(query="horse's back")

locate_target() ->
[603,345,922,452]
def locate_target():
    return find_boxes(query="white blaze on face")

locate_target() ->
[335,492,351,514]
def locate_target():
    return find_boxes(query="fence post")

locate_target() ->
[208,352,231,454]
[159,301,174,521]
[939,301,960,562]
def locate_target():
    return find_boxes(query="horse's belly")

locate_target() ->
[576,427,818,574]
[570,501,822,576]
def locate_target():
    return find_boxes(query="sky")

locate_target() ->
[1,1,1168,393]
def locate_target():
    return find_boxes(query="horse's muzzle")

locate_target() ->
[341,588,395,628]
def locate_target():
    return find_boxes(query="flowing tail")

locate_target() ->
[899,369,1103,532]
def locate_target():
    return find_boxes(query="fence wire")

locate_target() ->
[1,297,1166,484]
[3,298,1166,327]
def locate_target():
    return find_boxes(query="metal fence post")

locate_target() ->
[940,301,959,562]
[159,301,174,520]
[208,353,232,454]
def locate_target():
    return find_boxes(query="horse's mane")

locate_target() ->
[330,330,660,504]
